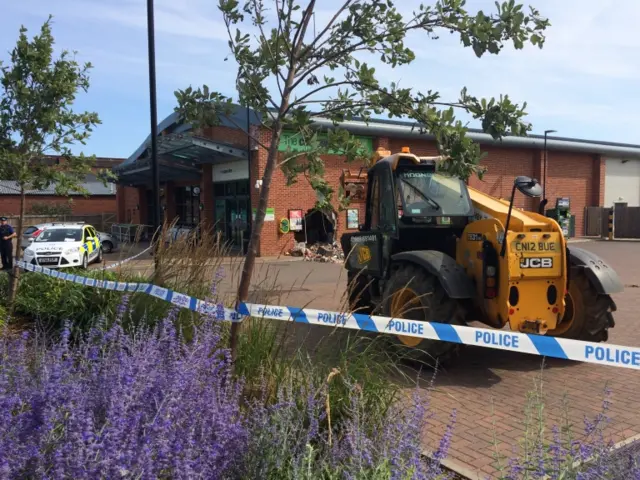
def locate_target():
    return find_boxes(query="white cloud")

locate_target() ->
[1,0,638,154]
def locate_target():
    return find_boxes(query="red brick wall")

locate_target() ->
[1,195,116,216]
[118,186,141,224]
[254,135,601,255]
[469,145,537,211]
[198,125,249,149]
[388,137,537,209]
[543,151,601,237]
[254,135,367,257]
[118,126,606,255]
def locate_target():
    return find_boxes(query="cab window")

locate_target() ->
[368,176,380,229]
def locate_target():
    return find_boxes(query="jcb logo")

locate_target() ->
[357,245,372,264]
[520,257,553,269]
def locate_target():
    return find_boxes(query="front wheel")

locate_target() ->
[347,271,373,315]
[381,263,466,365]
[102,240,113,253]
[548,269,615,342]
[96,247,103,264]
[81,253,88,270]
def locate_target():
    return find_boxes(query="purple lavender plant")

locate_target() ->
[240,374,452,480]
[0,317,247,479]
[500,386,640,480]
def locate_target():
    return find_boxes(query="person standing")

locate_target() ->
[0,217,17,271]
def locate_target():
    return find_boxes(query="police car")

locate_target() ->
[22,223,103,269]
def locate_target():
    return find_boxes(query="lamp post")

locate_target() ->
[147,0,161,234]
[539,129,557,214]
[543,129,557,199]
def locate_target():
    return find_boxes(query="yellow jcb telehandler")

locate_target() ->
[341,147,623,360]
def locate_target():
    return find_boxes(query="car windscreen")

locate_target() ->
[396,169,473,217]
[35,229,82,242]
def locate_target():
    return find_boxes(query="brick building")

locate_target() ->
[113,106,640,256]
[1,157,124,216]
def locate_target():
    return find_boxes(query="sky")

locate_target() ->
[1,0,638,160]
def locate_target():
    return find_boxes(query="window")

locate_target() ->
[368,176,380,229]
[378,167,397,232]
[397,169,473,217]
[36,229,82,242]
[175,185,200,226]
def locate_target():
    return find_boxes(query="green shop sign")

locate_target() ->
[278,131,374,155]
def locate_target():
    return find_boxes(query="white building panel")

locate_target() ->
[605,157,640,207]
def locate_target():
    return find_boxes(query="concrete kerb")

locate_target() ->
[420,453,482,479]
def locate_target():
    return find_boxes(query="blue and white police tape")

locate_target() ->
[15,260,240,323]
[237,303,640,371]
[15,260,640,371]
[99,246,152,270]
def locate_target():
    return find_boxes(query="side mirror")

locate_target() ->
[514,176,543,198]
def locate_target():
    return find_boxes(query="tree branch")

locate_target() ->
[221,6,280,112]
[251,0,286,97]
[291,13,435,91]
[297,0,353,62]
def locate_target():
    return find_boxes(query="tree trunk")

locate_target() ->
[229,122,285,361]
[7,187,26,313]
[228,0,316,361]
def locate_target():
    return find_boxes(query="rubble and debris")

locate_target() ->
[287,241,345,263]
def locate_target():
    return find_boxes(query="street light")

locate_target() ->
[146,0,161,234]
[539,129,557,214]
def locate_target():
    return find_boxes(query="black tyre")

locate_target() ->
[347,270,373,315]
[381,263,465,366]
[96,247,103,264]
[548,269,615,342]
[102,240,113,253]
[81,253,88,270]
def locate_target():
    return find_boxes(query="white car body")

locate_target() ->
[22,224,103,269]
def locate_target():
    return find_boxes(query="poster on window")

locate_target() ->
[289,209,303,231]
[347,209,359,229]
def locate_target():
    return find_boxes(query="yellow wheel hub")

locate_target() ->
[551,291,575,335]
[390,287,425,347]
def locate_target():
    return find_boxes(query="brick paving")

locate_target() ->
[419,240,640,478]
[110,239,640,479]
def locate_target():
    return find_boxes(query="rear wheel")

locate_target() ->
[102,240,113,253]
[381,263,465,365]
[548,269,615,342]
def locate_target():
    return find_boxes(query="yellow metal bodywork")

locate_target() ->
[456,186,568,334]
[372,147,570,335]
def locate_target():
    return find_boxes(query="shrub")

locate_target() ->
[0,268,122,331]
[0,297,453,479]
[494,377,640,480]
[0,315,247,478]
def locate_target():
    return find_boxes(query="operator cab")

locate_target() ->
[364,147,474,257]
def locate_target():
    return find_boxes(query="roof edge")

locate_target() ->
[125,104,640,162]
[307,116,640,158]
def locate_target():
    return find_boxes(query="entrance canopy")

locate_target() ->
[114,133,250,186]
[114,107,261,187]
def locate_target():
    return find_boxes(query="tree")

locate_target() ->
[174,0,550,359]
[0,15,102,310]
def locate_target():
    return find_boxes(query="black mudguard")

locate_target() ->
[391,250,476,299]
[568,246,624,295]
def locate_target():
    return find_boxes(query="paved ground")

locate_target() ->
[105,239,640,479]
